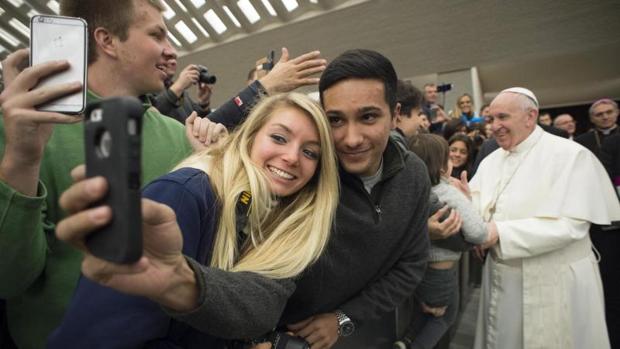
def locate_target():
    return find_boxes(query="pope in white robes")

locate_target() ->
[471,88,620,349]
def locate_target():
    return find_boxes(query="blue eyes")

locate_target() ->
[269,134,319,161]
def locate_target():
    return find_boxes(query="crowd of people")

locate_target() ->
[0,1,619,349]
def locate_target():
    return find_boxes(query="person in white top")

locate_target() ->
[469,87,620,349]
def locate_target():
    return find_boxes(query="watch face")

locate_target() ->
[341,322,355,337]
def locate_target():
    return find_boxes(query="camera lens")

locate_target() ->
[95,130,112,159]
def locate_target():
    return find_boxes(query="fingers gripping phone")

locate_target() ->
[30,15,87,114]
[84,97,143,263]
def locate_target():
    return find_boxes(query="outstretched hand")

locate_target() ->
[258,47,327,94]
[56,165,199,312]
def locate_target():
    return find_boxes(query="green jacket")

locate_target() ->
[0,90,192,349]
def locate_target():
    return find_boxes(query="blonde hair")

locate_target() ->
[176,92,339,279]
[451,93,474,119]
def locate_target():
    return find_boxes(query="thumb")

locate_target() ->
[460,170,468,184]
[141,198,176,226]
[279,47,289,63]
[185,111,198,136]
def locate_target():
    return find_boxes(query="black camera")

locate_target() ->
[197,64,217,84]
[436,83,452,93]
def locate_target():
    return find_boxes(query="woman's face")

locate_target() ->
[458,96,473,114]
[419,113,431,130]
[250,106,321,197]
[449,140,469,168]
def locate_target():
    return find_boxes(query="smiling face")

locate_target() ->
[323,79,395,177]
[458,95,473,115]
[115,0,175,95]
[488,92,538,151]
[449,140,469,168]
[250,106,321,197]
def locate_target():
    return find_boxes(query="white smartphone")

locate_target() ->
[30,15,88,114]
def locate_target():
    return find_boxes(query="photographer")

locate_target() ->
[151,59,214,123]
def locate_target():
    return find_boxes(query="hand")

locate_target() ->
[258,47,327,94]
[249,344,272,349]
[449,171,471,200]
[474,221,499,260]
[420,302,447,317]
[197,82,213,108]
[288,313,339,349]
[0,48,29,93]
[185,112,228,151]
[0,53,82,196]
[56,165,199,312]
[428,206,462,240]
[169,64,200,97]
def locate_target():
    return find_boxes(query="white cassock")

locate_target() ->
[471,126,620,349]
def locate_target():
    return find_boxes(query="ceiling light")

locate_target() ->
[261,0,277,16]
[0,28,20,47]
[9,19,29,38]
[161,1,176,19]
[46,0,60,14]
[190,18,210,37]
[237,0,260,24]
[223,6,242,28]
[281,0,298,12]
[204,9,227,34]
[175,20,197,44]
[190,0,206,8]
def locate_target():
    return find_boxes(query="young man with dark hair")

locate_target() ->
[392,79,425,147]
[280,49,430,348]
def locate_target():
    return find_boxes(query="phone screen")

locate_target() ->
[30,15,87,114]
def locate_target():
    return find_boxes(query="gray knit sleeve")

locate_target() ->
[163,257,296,339]
[433,181,488,244]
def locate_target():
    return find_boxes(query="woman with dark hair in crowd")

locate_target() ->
[448,134,475,180]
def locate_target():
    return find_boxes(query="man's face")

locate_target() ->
[590,103,619,130]
[396,107,422,138]
[488,93,537,151]
[323,79,395,177]
[115,0,176,95]
[538,113,552,126]
[424,85,438,104]
[554,114,576,135]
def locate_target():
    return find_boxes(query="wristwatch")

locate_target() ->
[334,309,355,337]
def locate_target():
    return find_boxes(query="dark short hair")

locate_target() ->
[319,49,398,115]
[60,0,164,64]
[396,79,423,117]
[408,134,449,186]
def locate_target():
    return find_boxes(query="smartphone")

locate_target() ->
[84,97,143,264]
[264,50,275,71]
[30,15,87,114]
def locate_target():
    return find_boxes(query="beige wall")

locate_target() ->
[179,0,620,108]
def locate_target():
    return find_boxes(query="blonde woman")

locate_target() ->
[452,93,483,127]
[51,93,339,348]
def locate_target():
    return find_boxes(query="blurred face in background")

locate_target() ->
[419,113,431,131]
[538,113,552,126]
[449,140,469,168]
[553,114,576,136]
[424,85,438,104]
[590,102,619,130]
[458,95,473,115]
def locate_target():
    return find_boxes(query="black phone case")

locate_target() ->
[84,97,143,263]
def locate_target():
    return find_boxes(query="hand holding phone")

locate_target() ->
[30,15,87,114]
[84,97,143,263]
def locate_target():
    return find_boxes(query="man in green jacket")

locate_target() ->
[0,1,193,347]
